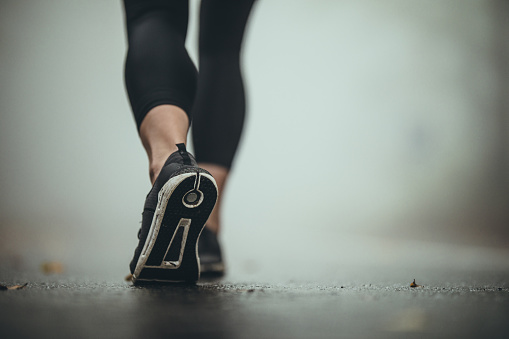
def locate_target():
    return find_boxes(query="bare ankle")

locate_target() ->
[139,105,189,184]
[149,161,163,184]
[205,222,219,234]
[148,151,175,184]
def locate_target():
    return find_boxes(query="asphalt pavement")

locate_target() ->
[1,266,508,339]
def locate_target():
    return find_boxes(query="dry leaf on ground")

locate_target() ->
[410,279,422,288]
[0,283,28,290]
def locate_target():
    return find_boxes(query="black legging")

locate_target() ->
[123,0,255,169]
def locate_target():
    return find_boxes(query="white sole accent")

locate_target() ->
[151,217,191,269]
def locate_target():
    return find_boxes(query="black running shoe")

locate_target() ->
[130,143,218,284]
[198,226,225,276]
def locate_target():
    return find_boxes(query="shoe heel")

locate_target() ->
[133,171,217,283]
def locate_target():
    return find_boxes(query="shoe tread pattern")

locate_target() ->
[137,172,217,283]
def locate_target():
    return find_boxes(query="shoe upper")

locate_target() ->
[144,144,198,212]
[198,226,223,267]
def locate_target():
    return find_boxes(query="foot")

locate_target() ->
[129,143,218,284]
[198,226,225,276]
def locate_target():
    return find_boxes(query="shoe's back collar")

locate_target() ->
[176,143,192,165]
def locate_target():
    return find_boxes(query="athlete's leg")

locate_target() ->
[123,0,197,183]
[192,0,256,233]
[123,0,221,282]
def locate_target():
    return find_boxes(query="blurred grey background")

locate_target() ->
[1,0,508,281]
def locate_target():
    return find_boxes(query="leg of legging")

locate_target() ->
[123,0,197,130]
[192,0,255,233]
[123,0,197,182]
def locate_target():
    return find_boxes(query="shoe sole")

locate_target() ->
[132,170,218,284]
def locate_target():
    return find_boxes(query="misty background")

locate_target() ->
[1,0,508,281]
